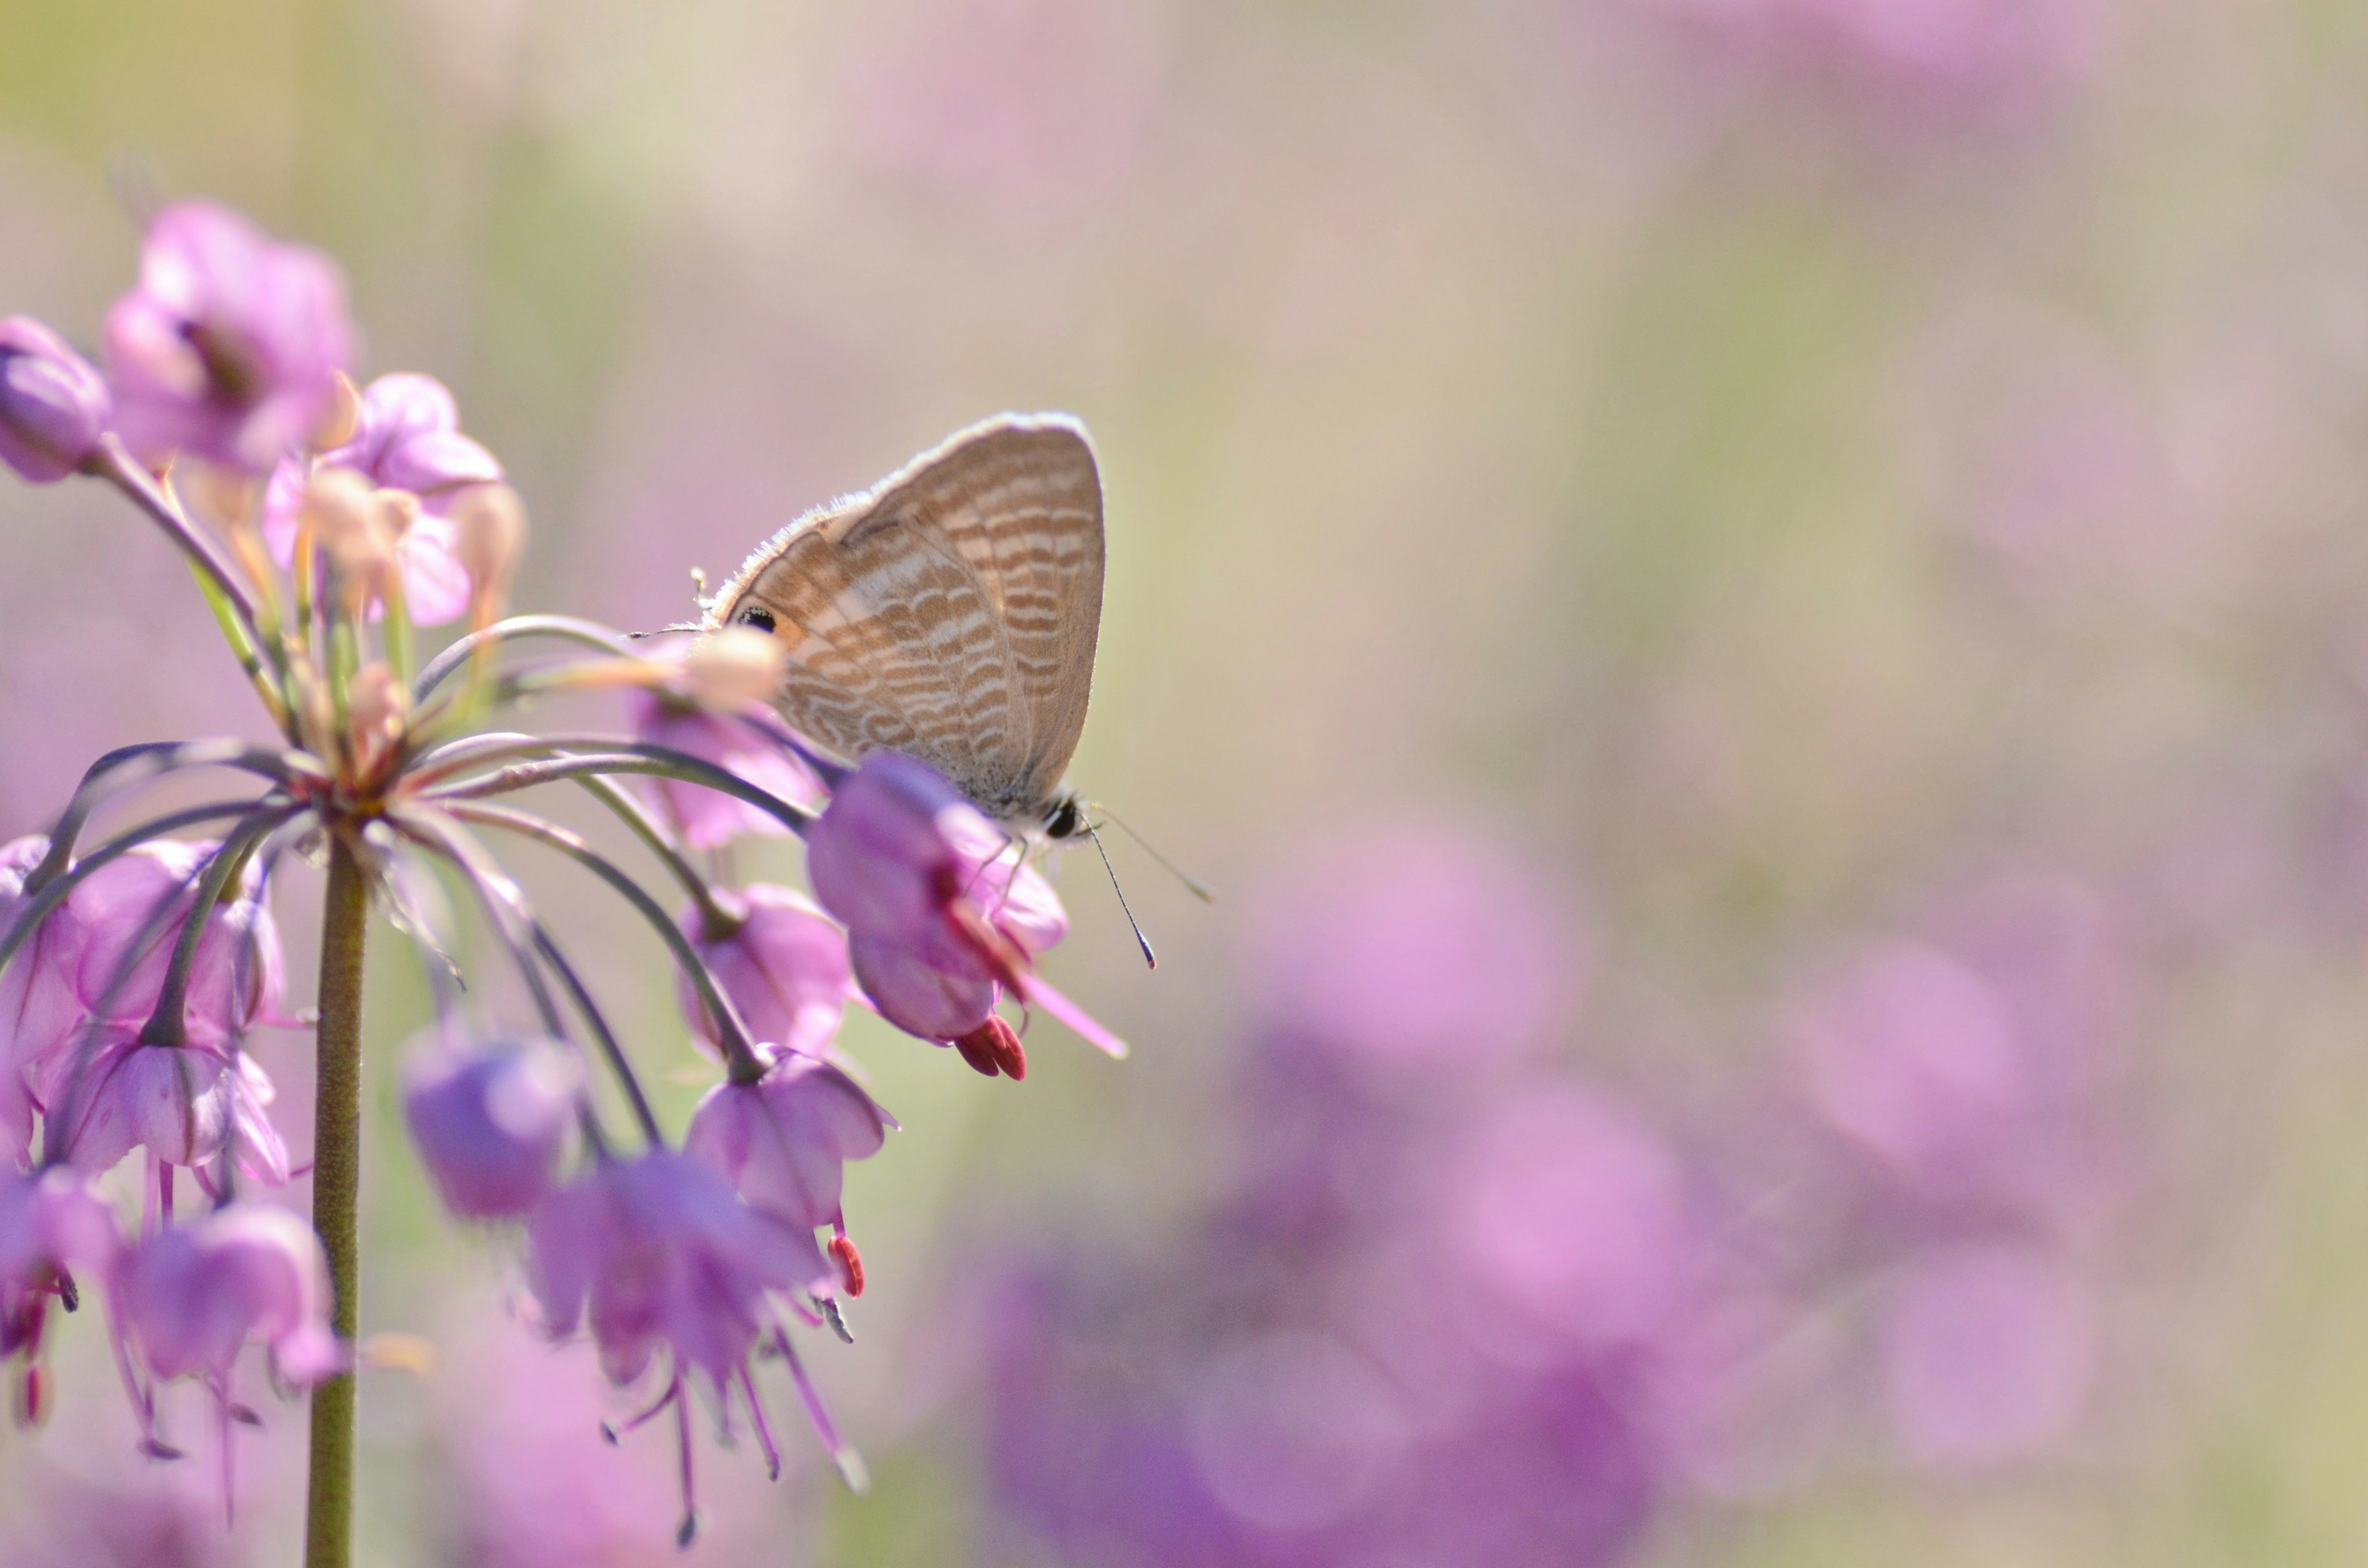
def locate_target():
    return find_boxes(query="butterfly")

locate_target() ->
[702,413,1104,840]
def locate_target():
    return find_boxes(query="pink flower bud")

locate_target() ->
[0,316,109,484]
[403,1031,578,1220]
[117,1202,342,1387]
[261,372,507,626]
[683,1054,892,1233]
[678,885,850,1061]
[102,202,353,474]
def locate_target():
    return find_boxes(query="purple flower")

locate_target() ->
[806,752,1119,1056]
[6,838,285,1089]
[0,1166,120,1388]
[115,1202,342,1422]
[525,1152,844,1532]
[678,884,851,1061]
[44,1037,289,1186]
[0,316,110,485]
[403,1030,579,1220]
[261,373,504,625]
[628,692,823,851]
[684,1054,892,1258]
[102,202,353,474]
[527,1152,830,1388]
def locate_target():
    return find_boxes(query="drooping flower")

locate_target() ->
[684,1054,893,1290]
[527,1151,830,1388]
[113,1200,341,1463]
[403,1030,579,1220]
[627,691,823,851]
[0,1166,121,1414]
[678,885,852,1061]
[0,316,111,485]
[805,752,1119,1056]
[525,1152,844,1535]
[4,838,285,1089]
[101,202,352,473]
[42,1039,289,1186]
[260,373,504,625]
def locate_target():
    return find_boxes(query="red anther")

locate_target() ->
[953,1026,1005,1077]
[954,1016,1026,1082]
[829,1234,866,1297]
[13,1364,47,1429]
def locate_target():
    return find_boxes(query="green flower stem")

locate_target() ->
[0,800,279,979]
[410,615,635,704]
[25,742,312,894]
[445,800,771,1086]
[138,807,297,1048]
[305,832,369,1568]
[421,746,816,838]
[530,921,661,1148]
[567,771,745,938]
[89,436,260,624]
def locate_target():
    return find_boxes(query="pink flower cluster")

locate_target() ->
[0,194,1129,1554]
[0,829,331,1479]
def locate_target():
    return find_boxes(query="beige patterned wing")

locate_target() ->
[707,414,1105,821]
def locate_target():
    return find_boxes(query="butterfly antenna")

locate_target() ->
[1084,821,1156,969]
[1096,807,1215,903]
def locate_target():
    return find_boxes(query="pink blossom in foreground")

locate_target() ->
[42,1038,289,1186]
[627,692,823,851]
[525,1152,844,1536]
[261,373,505,625]
[403,1031,579,1220]
[0,316,110,485]
[805,752,1120,1057]
[3,839,285,1091]
[102,202,352,473]
[0,1166,120,1416]
[684,1054,892,1257]
[678,884,851,1061]
[113,1201,342,1467]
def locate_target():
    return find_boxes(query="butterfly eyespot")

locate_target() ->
[736,605,777,633]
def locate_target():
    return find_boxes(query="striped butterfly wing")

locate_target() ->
[708,414,1105,821]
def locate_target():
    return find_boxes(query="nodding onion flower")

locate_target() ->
[0,199,1119,1558]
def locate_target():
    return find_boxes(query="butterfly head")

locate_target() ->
[1042,792,1090,842]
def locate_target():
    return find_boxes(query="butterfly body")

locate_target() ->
[705,414,1105,832]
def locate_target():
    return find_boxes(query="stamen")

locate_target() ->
[737,1364,783,1481]
[773,1328,866,1491]
[673,1382,699,1549]
[828,1233,866,1297]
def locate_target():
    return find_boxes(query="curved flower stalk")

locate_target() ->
[0,199,1128,1565]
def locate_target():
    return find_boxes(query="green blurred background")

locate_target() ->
[9,0,2368,1563]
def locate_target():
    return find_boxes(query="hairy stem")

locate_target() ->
[305,835,368,1568]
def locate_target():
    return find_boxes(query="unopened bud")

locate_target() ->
[313,369,361,451]
[449,482,527,613]
[348,661,412,757]
[305,466,397,609]
[0,316,110,485]
[179,461,260,532]
[679,626,785,710]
